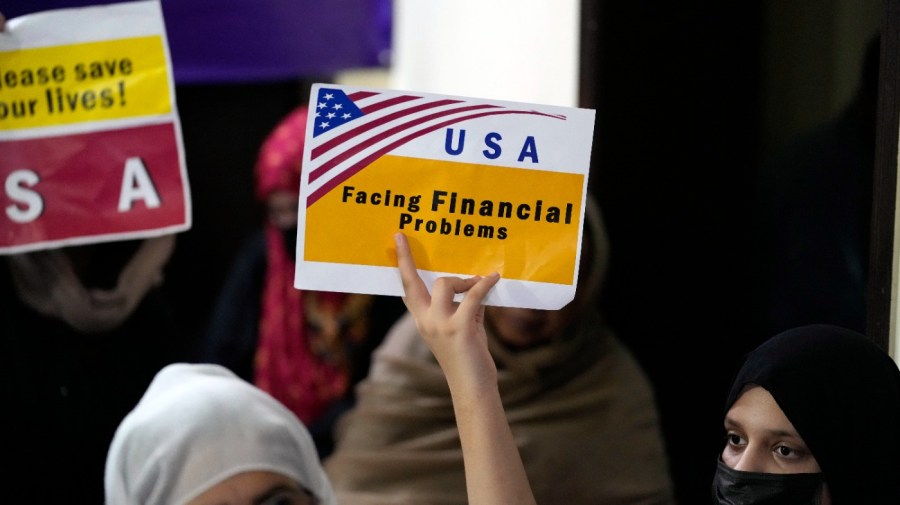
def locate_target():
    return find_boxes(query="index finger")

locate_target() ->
[394,232,430,314]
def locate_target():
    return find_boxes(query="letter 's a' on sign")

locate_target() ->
[0,1,191,255]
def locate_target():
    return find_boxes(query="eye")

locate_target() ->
[726,432,747,448]
[258,489,315,505]
[774,443,806,460]
[720,431,747,466]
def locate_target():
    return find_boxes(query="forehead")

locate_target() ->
[186,471,311,505]
[725,386,801,437]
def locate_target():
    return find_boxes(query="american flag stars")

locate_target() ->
[313,88,365,136]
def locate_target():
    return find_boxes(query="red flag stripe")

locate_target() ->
[358,94,421,114]
[306,109,563,206]
[311,98,466,161]
[308,103,500,183]
[347,91,379,101]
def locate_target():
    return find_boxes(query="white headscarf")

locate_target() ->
[104,363,337,505]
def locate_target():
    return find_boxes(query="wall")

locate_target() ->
[389,0,580,107]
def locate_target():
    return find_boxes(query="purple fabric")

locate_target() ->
[3,0,391,83]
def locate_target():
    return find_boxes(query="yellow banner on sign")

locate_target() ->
[305,155,584,284]
[0,35,170,130]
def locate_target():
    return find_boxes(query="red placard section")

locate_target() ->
[0,123,188,251]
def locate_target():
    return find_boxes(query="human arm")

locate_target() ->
[394,232,537,505]
[112,234,175,295]
[6,243,160,334]
[88,234,176,329]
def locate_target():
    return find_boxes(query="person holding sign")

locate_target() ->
[0,4,190,503]
[391,225,900,505]
[324,197,676,504]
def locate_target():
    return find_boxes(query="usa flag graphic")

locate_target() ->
[304,85,567,206]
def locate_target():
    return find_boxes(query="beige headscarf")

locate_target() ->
[7,235,175,333]
[323,196,676,505]
[104,363,337,505]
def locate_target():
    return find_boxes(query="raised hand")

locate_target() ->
[393,231,536,505]
[394,231,499,390]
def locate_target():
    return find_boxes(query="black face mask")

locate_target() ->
[712,459,825,505]
[281,226,298,262]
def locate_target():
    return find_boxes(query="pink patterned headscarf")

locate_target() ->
[252,105,369,425]
[254,105,308,200]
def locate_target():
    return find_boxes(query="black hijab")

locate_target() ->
[725,324,900,504]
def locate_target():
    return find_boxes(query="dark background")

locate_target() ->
[585,2,886,503]
[590,5,761,502]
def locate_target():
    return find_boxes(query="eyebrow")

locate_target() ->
[723,417,802,440]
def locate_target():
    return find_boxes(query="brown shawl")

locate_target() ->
[324,199,675,505]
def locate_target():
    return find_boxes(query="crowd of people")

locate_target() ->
[3,5,900,505]
[100,232,900,505]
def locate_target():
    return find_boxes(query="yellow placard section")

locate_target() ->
[0,36,170,130]
[305,155,584,284]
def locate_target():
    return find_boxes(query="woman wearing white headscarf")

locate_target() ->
[104,363,337,505]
